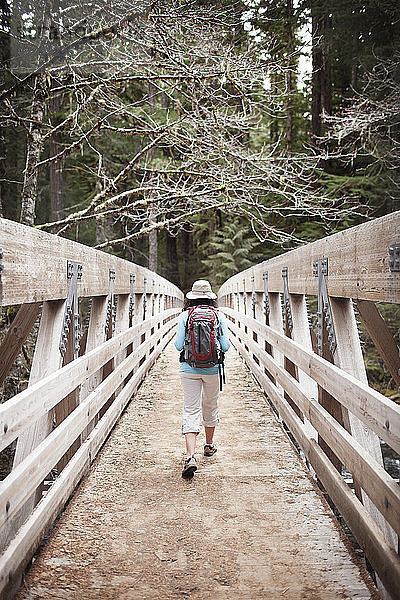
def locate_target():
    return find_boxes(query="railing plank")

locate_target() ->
[0,310,179,453]
[219,211,400,302]
[0,218,182,305]
[0,319,176,599]
[221,307,400,456]
[0,300,65,554]
[230,330,400,600]
[227,319,400,538]
[0,316,178,535]
[330,297,398,577]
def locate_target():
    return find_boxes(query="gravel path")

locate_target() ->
[17,342,377,600]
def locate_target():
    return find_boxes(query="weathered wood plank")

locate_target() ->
[289,294,317,439]
[0,309,179,453]
[221,307,400,456]
[0,218,183,306]
[114,295,130,397]
[0,303,41,386]
[330,298,397,599]
[218,211,400,302]
[55,316,80,473]
[0,301,65,554]
[79,296,108,440]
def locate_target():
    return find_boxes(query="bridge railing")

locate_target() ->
[0,218,183,596]
[218,211,400,600]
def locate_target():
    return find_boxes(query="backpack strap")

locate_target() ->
[185,306,196,335]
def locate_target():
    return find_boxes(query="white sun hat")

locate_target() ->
[186,279,217,300]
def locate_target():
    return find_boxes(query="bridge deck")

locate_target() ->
[16,343,376,600]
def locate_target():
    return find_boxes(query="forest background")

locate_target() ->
[0,0,399,394]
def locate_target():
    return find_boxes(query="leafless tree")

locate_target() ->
[1,0,362,250]
[321,51,400,206]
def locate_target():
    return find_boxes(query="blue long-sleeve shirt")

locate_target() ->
[174,309,230,374]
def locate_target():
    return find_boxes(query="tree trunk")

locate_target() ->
[148,207,158,272]
[49,82,64,222]
[311,10,323,139]
[19,1,52,226]
[311,7,331,141]
[270,67,279,143]
[95,180,107,245]
[285,0,294,151]
[19,72,47,226]
[166,232,179,287]
[180,229,191,291]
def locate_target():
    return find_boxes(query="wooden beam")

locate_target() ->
[330,298,397,599]
[355,299,400,387]
[114,295,130,397]
[228,324,400,539]
[0,218,183,306]
[79,296,108,440]
[0,300,65,554]
[218,211,400,303]
[55,316,80,473]
[0,303,41,386]
[289,294,317,440]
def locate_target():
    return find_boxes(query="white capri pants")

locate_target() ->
[180,372,220,434]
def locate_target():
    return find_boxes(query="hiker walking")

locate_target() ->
[174,280,230,478]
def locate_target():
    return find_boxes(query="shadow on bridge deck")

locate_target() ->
[16,343,377,600]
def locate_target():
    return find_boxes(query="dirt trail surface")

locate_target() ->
[17,342,376,600]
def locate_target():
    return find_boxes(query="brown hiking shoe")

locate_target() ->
[204,444,217,457]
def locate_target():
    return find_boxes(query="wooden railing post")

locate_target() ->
[114,294,130,396]
[290,294,318,440]
[330,297,398,599]
[0,300,66,553]
[268,292,284,398]
[79,296,108,440]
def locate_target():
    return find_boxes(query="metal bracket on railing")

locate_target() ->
[129,273,135,322]
[282,268,293,334]
[143,277,147,320]
[236,282,240,312]
[251,273,256,318]
[152,280,155,316]
[263,272,270,318]
[243,279,247,314]
[158,283,162,313]
[389,243,400,271]
[0,247,3,277]
[59,260,82,358]
[105,269,116,337]
[313,258,337,355]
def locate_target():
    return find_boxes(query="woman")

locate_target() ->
[174,280,230,478]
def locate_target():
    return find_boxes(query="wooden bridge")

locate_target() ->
[0,213,399,600]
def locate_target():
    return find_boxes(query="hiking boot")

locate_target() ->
[204,444,217,457]
[182,455,197,478]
